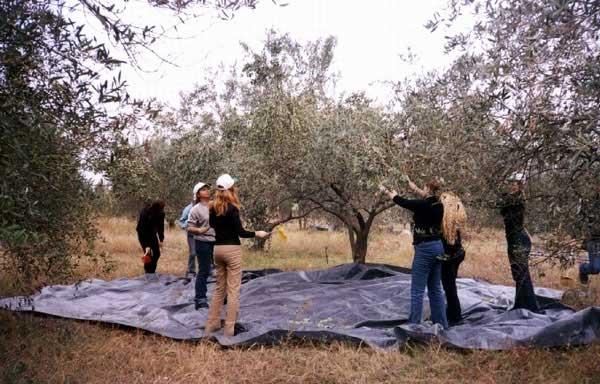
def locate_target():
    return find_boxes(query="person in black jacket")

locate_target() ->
[203,174,270,337]
[380,178,448,329]
[136,199,165,277]
[438,191,468,326]
[499,174,539,312]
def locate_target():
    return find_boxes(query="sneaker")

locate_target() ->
[579,269,589,285]
[194,300,209,310]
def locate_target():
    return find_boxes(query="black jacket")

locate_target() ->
[393,195,443,245]
[136,206,165,242]
[498,192,526,241]
[209,204,255,246]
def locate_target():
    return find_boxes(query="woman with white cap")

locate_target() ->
[499,172,539,312]
[204,174,270,337]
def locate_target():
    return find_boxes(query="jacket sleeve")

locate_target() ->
[392,195,427,212]
[178,204,190,229]
[233,209,255,238]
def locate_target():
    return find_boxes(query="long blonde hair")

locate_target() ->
[440,192,467,245]
[213,187,241,216]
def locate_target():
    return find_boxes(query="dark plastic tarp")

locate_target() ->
[2,263,599,350]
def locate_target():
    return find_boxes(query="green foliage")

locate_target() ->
[0,0,119,279]
[0,0,264,280]
[418,0,600,261]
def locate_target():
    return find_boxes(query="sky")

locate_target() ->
[79,0,469,184]
[97,0,465,107]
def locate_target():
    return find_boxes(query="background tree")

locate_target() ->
[0,0,270,281]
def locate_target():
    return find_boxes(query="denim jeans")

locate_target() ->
[580,240,600,276]
[194,240,214,303]
[409,240,448,328]
[187,233,197,274]
[507,230,539,312]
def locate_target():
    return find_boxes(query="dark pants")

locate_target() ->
[580,240,600,277]
[138,232,161,274]
[187,233,197,274]
[441,251,465,325]
[194,240,214,303]
[507,231,539,312]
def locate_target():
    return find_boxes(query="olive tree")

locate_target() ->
[237,33,407,262]
[404,0,600,262]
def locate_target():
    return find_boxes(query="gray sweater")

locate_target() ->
[187,202,215,242]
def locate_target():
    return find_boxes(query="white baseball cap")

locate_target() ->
[216,174,235,191]
[192,182,210,201]
[507,172,526,182]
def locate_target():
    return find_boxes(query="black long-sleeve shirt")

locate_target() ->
[393,195,443,245]
[498,192,526,241]
[209,204,255,245]
[136,207,165,242]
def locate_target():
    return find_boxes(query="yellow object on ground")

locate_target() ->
[276,226,288,242]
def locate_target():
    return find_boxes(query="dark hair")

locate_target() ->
[149,199,165,214]
[425,180,441,196]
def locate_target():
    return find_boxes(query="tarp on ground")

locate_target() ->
[2,263,599,350]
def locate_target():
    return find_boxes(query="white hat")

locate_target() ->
[216,174,235,191]
[507,172,526,182]
[192,182,210,201]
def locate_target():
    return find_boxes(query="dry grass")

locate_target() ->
[1,217,600,384]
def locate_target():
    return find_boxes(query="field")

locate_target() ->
[1,217,600,383]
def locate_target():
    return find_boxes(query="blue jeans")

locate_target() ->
[409,240,448,328]
[187,233,196,274]
[194,240,214,303]
[580,240,600,276]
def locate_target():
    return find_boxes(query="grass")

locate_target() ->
[1,217,600,383]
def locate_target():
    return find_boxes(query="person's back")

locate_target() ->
[439,191,468,326]
[209,204,255,245]
[381,178,448,329]
[393,195,444,244]
[135,200,165,276]
[499,192,525,241]
[204,174,269,337]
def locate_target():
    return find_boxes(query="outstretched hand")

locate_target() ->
[255,230,271,239]
[378,185,398,200]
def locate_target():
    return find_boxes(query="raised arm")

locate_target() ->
[407,177,428,199]
[379,184,427,212]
